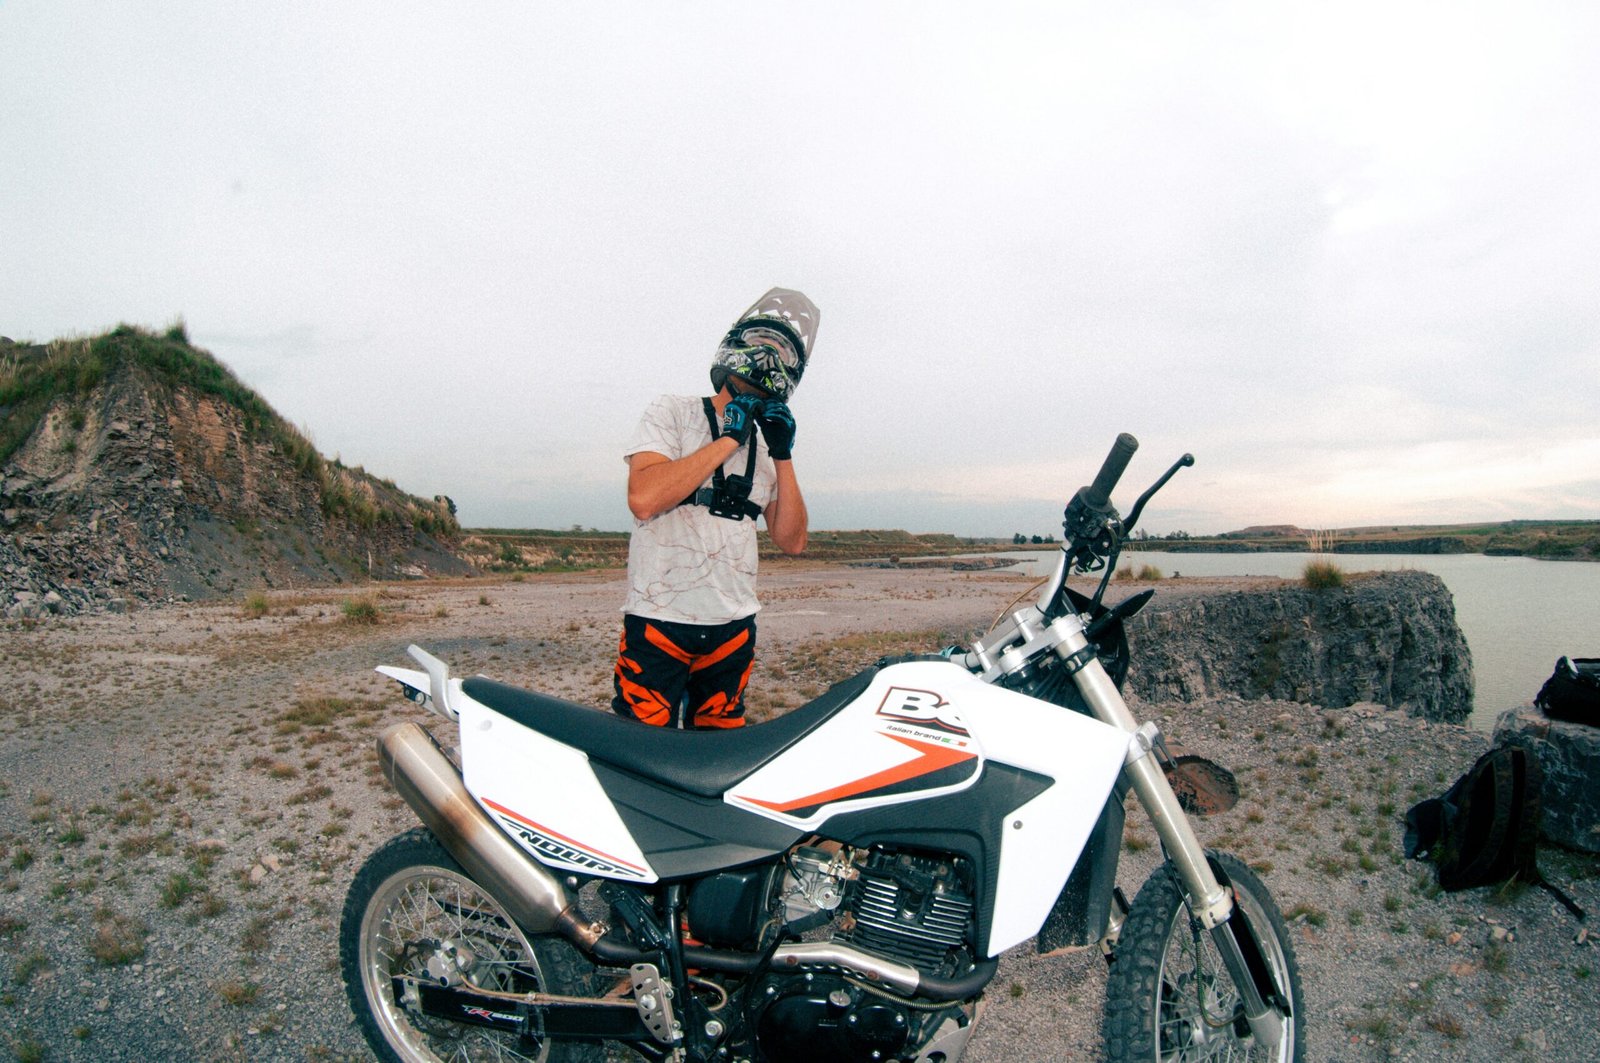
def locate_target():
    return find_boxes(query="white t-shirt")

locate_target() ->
[622,395,778,624]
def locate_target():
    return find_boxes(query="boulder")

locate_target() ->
[1493,706,1600,854]
[1124,570,1475,722]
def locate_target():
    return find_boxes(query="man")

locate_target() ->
[611,288,816,728]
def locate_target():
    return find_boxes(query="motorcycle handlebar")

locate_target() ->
[1086,432,1139,507]
[1040,433,1140,614]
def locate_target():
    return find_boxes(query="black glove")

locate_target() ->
[756,398,796,460]
[719,394,761,446]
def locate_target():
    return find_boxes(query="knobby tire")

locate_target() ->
[340,827,604,1063]
[1102,850,1304,1062]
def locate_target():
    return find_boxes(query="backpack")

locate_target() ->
[1535,656,1600,726]
[1405,743,1585,920]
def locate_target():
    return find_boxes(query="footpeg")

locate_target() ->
[630,963,682,1045]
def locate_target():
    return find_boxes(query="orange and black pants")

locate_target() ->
[612,614,756,729]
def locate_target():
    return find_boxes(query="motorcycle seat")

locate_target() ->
[460,666,879,798]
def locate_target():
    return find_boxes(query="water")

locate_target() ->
[985,550,1600,732]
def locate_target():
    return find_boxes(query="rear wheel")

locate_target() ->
[340,828,603,1062]
[1102,851,1303,1062]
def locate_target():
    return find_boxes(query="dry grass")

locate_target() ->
[218,980,260,1006]
[89,909,148,966]
[1303,559,1346,589]
[1303,529,1344,588]
[340,596,382,624]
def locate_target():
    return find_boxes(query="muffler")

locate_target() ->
[378,722,603,948]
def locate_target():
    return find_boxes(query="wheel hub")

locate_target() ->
[420,937,479,987]
[1162,970,1242,1056]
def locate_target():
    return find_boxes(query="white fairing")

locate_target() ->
[728,661,1132,954]
[978,698,1130,954]
[439,658,1128,955]
[728,662,989,829]
[456,692,659,883]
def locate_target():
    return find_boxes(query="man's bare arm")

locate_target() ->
[763,460,808,555]
[626,440,740,521]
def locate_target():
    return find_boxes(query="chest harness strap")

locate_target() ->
[680,397,763,521]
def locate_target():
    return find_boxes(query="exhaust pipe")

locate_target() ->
[378,722,603,948]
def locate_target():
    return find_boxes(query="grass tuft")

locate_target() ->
[340,597,382,624]
[218,980,260,1006]
[89,909,148,966]
[159,871,199,909]
[1303,559,1345,589]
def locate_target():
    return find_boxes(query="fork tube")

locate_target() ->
[1064,634,1284,1046]
[1060,631,1232,928]
[1035,548,1071,613]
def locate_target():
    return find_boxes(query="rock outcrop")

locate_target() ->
[1,327,472,614]
[1493,707,1600,853]
[1122,570,1474,722]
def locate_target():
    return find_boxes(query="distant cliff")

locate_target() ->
[1144,521,1599,560]
[1154,536,1476,555]
[1,326,471,614]
[1123,570,1474,723]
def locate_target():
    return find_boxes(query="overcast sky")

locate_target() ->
[3,2,1597,537]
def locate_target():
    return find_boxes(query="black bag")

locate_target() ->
[1405,744,1585,919]
[1535,656,1600,726]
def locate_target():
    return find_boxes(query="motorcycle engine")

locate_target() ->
[756,974,916,1063]
[836,848,976,972]
[753,846,978,1063]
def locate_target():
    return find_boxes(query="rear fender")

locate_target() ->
[375,644,463,721]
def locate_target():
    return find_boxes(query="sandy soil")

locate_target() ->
[0,562,1595,1061]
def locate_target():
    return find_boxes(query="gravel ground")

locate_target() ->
[1,562,1595,1062]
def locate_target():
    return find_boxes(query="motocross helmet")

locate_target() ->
[709,287,818,401]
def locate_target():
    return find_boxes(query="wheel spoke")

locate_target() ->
[360,862,549,1062]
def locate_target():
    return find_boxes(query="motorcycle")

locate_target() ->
[340,433,1304,1062]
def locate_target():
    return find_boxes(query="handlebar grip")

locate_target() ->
[1086,432,1139,505]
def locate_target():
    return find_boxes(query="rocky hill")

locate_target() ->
[1,325,471,615]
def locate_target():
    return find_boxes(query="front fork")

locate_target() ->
[1060,624,1287,1049]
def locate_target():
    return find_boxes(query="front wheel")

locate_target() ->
[1102,851,1304,1062]
[340,828,604,1063]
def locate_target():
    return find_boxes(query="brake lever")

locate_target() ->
[1122,453,1195,536]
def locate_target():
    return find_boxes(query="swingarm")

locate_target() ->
[392,976,662,1054]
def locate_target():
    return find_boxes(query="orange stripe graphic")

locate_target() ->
[643,623,694,664]
[688,626,751,672]
[739,735,976,814]
[615,673,672,726]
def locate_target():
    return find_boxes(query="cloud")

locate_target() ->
[2,2,1596,534]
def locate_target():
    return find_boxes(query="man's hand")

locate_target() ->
[720,394,761,446]
[755,399,796,460]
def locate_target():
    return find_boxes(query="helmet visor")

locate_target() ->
[716,324,802,398]
[738,326,801,373]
